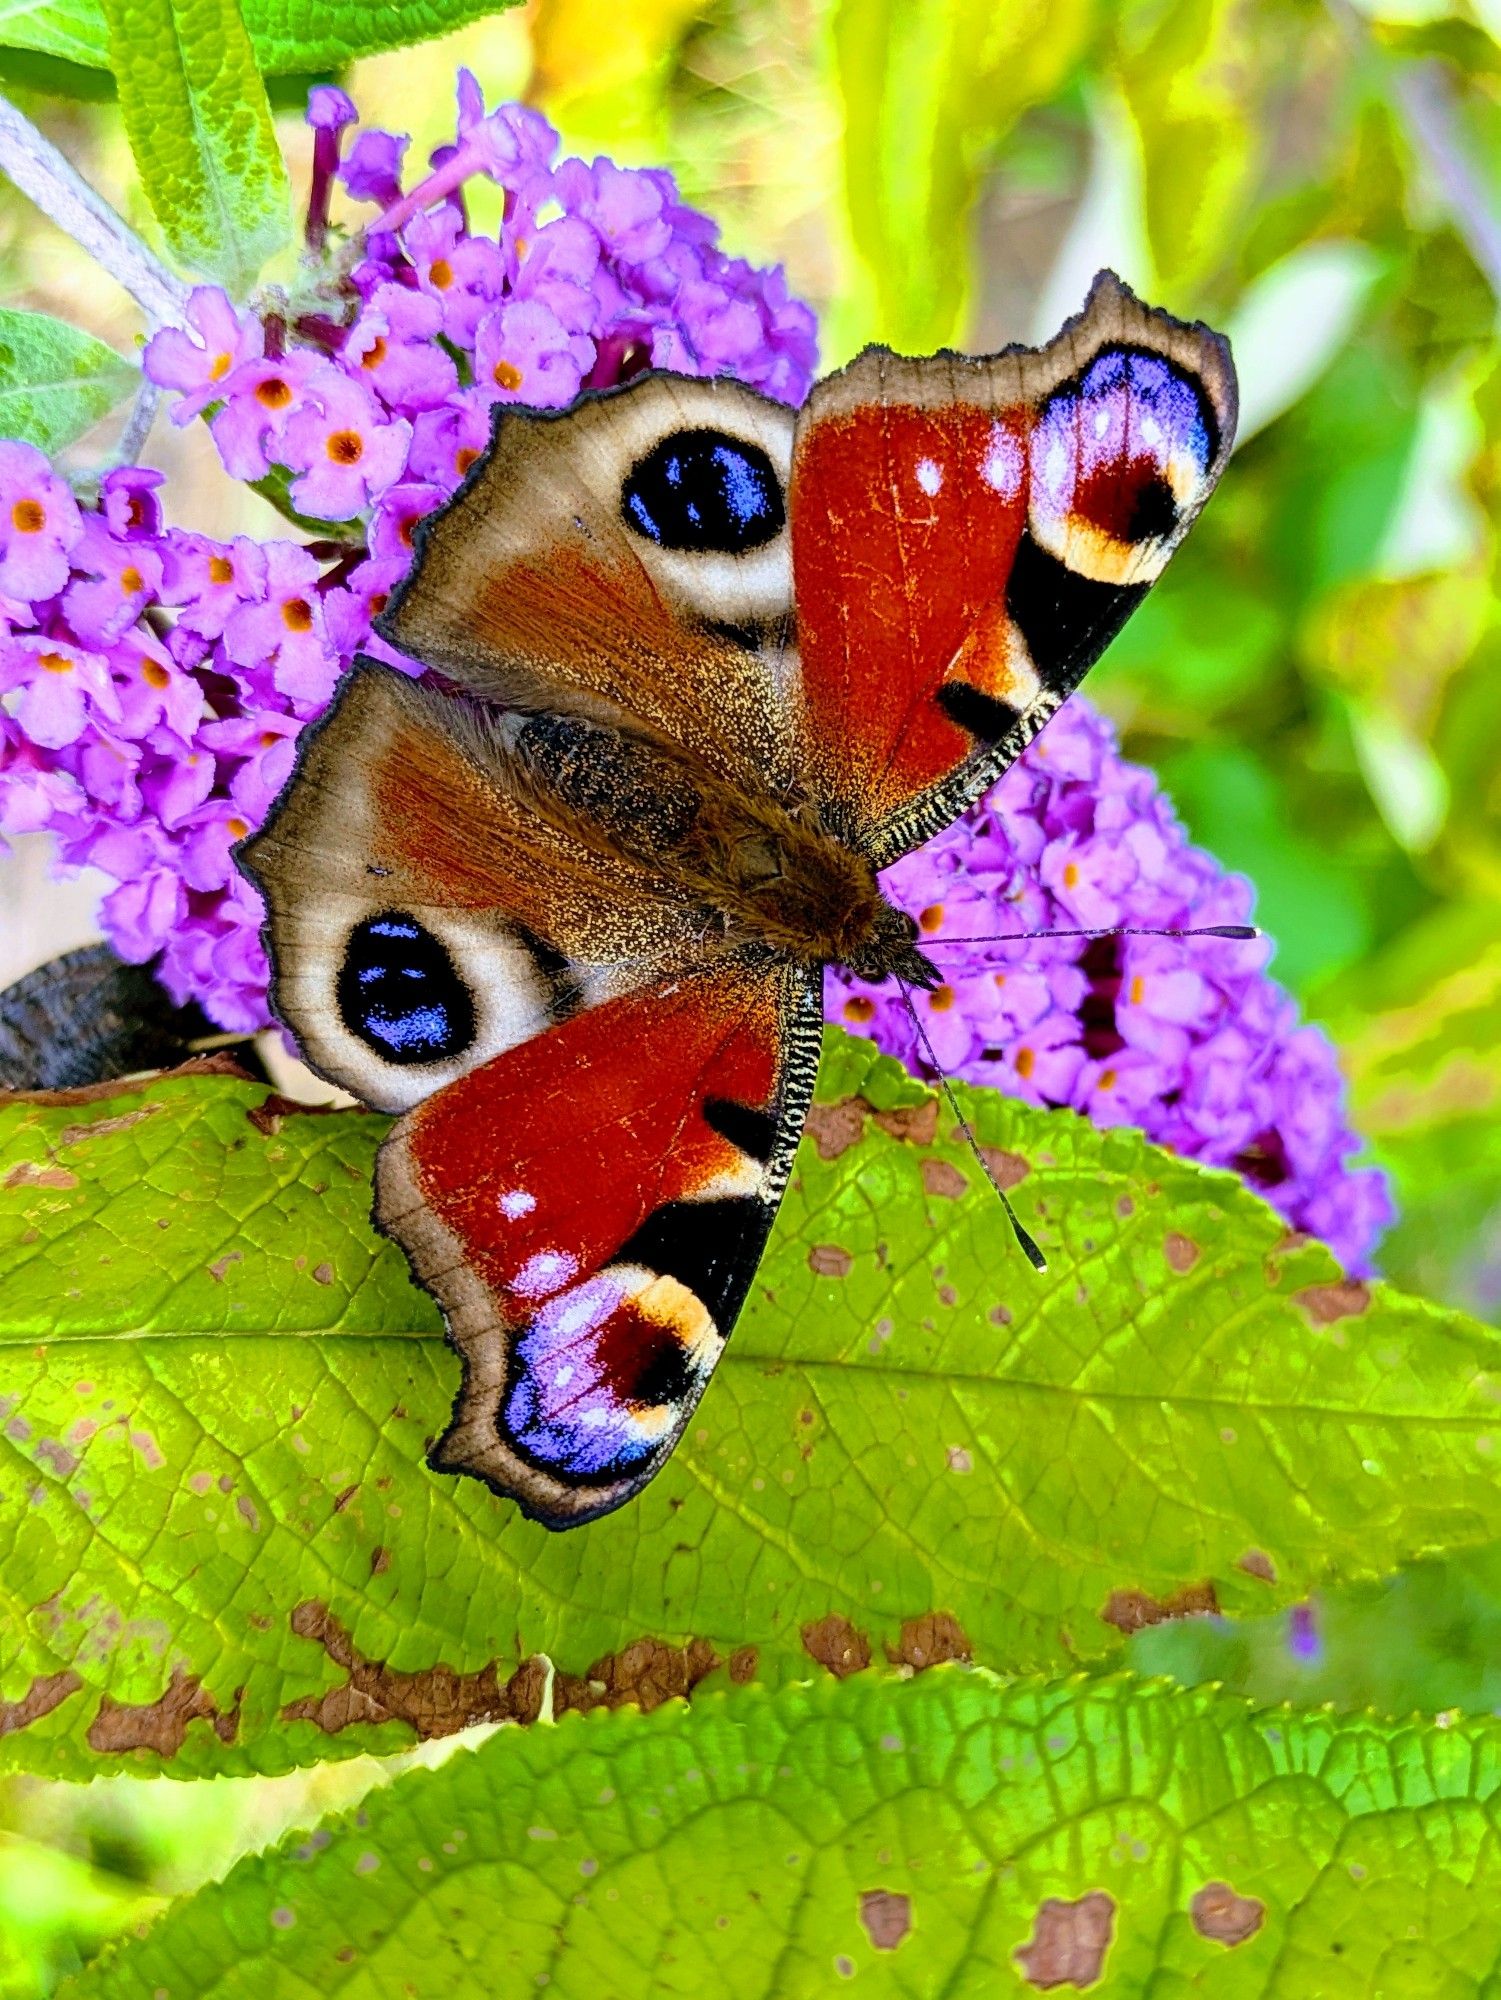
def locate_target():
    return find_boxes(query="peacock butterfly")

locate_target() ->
[239,271,1237,1529]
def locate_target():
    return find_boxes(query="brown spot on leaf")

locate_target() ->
[808,1244,853,1278]
[886,1613,972,1671]
[1295,1280,1370,1325]
[1164,1232,1200,1273]
[34,1438,77,1477]
[0,1668,82,1736]
[804,1098,866,1160]
[87,1665,241,1756]
[1237,1549,1276,1584]
[978,1146,1029,1189]
[920,1159,967,1199]
[56,1106,162,1147]
[858,1889,911,1951]
[311,1262,335,1286]
[333,1483,359,1513]
[946,1446,973,1474]
[873,1098,939,1145]
[575,1636,720,1714]
[1014,1892,1116,1989]
[284,1605,726,1739]
[207,1251,242,1283]
[801,1615,870,1679]
[246,1092,350,1138]
[370,1546,390,1575]
[1101,1580,1219,1635]
[283,1601,508,1739]
[1190,1880,1265,1946]
[728,1645,757,1685]
[4,1162,79,1190]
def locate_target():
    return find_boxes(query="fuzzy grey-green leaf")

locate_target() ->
[0,307,135,451]
[100,0,290,292]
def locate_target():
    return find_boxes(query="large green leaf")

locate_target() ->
[61,1668,1501,1998]
[0,307,135,452]
[99,0,290,293]
[0,0,517,73]
[3,1033,1501,1777]
[828,0,1096,353]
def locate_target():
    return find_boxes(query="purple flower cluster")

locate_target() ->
[828,701,1393,1270]
[0,77,815,1031]
[0,70,1390,1268]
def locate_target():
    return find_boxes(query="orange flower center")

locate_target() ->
[142,659,170,690]
[493,359,523,391]
[918,903,944,934]
[455,447,480,476]
[361,336,388,370]
[227,817,249,839]
[208,556,234,585]
[326,430,364,466]
[39,651,72,673]
[210,352,232,380]
[120,565,144,594]
[842,996,875,1025]
[1062,861,1081,890]
[255,377,292,409]
[1015,1046,1035,1079]
[1129,975,1145,1005]
[1099,1068,1117,1090]
[369,592,389,616]
[928,984,954,1012]
[259,730,281,748]
[281,597,314,632]
[11,499,45,533]
[429,258,453,289]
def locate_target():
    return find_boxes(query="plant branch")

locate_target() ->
[0,91,189,328]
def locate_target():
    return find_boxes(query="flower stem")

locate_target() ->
[0,91,189,329]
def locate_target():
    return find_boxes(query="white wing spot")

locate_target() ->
[915,456,943,497]
[513,1250,579,1300]
[499,1188,536,1219]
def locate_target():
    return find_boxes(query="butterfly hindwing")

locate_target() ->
[789,270,1237,861]
[376,961,821,1526]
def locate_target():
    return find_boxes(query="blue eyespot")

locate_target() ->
[337,910,475,1066]
[621,428,785,554]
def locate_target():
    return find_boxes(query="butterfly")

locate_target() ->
[239,271,1237,1530]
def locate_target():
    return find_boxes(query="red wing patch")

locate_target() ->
[375,962,815,1527]
[789,274,1236,852]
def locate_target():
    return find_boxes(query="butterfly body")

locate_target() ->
[240,272,1237,1528]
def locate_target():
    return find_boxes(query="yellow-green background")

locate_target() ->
[0,0,1497,1989]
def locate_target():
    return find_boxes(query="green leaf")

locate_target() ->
[0,307,135,452]
[4,1035,1501,1777]
[59,1667,1501,1998]
[827,0,1096,353]
[0,0,519,74]
[99,0,290,294]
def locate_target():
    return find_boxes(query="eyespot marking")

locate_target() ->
[621,428,785,555]
[337,910,476,1066]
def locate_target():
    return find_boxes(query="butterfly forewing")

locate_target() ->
[789,271,1237,862]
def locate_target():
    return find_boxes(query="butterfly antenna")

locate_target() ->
[926,923,1259,947]
[896,980,1048,1275]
